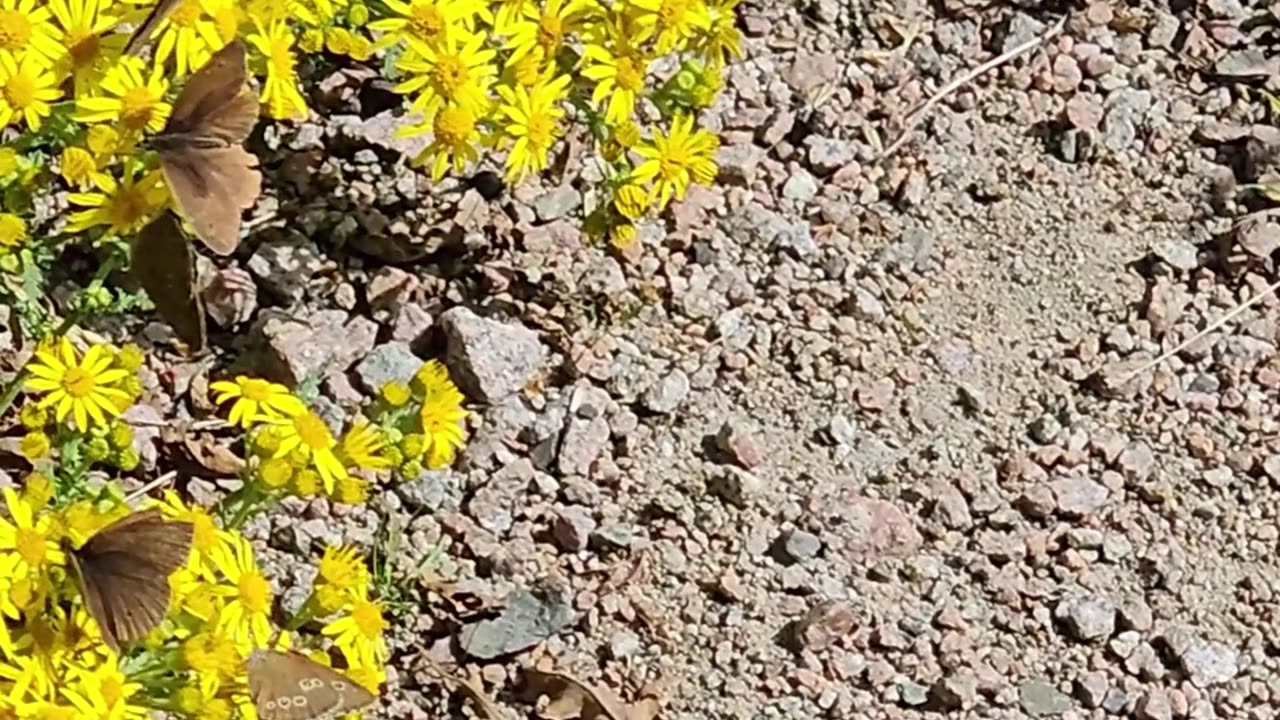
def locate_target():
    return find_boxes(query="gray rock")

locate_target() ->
[1055,596,1116,642]
[774,219,817,258]
[441,307,546,402]
[932,669,978,710]
[716,417,765,468]
[246,235,324,304]
[642,370,690,414]
[898,681,929,706]
[710,466,763,508]
[558,387,611,476]
[255,310,379,386]
[1074,671,1109,708]
[580,257,626,296]
[1019,679,1073,716]
[1135,689,1173,720]
[791,601,856,651]
[553,505,596,552]
[780,530,822,563]
[458,588,577,659]
[781,168,818,202]
[353,342,421,394]
[1152,239,1198,271]
[396,470,455,510]
[1161,627,1238,687]
[533,186,582,221]
[816,494,922,562]
[717,143,765,185]
[1051,476,1109,516]
[807,137,856,174]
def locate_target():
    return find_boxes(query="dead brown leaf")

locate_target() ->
[181,434,245,476]
[523,661,661,720]
[416,652,511,720]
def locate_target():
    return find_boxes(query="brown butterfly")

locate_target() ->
[148,38,262,256]
[65,509,194,653]
[131,211,207,353]
[247,649,378,720]
[122,0,182,56]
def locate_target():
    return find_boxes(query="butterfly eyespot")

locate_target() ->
[277,698,291,709]
[331,681,348,691]
[299,678,324,690]
[292,695,308,707]
[264,700,277,710]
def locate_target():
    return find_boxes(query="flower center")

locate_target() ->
[408,3,444,42]
[658,0,688,27]
[239,378,272,403]
[14,527,45,567]
[0,10,32,52]
[434,105,473,146]
[171,0,204,27]
[101,676,124,707]
[526,113,554,149]
[238,569,269,613]
[267,40,293,75]
[108,184,149,229]
[352,600,385,637]
[432,54,468,98]
[294,413,335,450]
[614,56,644,92]
[536,15,562,51]
[3,70,36,110]
[61,366,96,398]
[67,27,100,68]
[119,87,156,131]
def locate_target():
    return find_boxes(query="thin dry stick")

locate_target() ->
[878,16,1066,161]
[124,470,178,503]
[1117,276,1280,385]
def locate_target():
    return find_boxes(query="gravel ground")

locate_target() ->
[17,0,1280,718]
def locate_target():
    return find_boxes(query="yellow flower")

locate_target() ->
[60,662,145,719]
[410,104,481,181]
[18,431,49,460]
[369,0,484,47]
[247,20,308,120]
[0,212,25,249]
[321,596,387,667]
[380,381,411,406]
[209,375,306,428]
[24,338,131,430]
[0,145,17,175]
[415,360,467,469]
[294,0,345,25]
[695,0,741,67]
[339,419,390,471]
[0,0,65,66]
[395,30,495,122]
[613,181,648,220]
[581,33,648,125]
[0,52,62,132]
[73,57,171,136]
[0,488,64,578]
[147,0,223,77]
[181,631,240,681]
[626,0,710,54]
[209,533,272,645]
[60,146,106,189]
[610,222,638,250]
[48,0,125,97]
[503,0,595,64]
[628,113,719,211]
[331,474,370,505]
[496,73,569,183]
[317,545,367,592]
[259,456,293,488]
[67,166,169,237]
[271,411,348,492]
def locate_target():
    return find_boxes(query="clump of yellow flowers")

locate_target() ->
[210,357,469,519]
[0,0,737,282]
[0,342,395,718]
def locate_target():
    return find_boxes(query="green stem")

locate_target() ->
[286,595,319,631]
[224,483,265,530]
[0,252,123,421]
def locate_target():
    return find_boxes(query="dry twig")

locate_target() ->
[878,17,1065,161]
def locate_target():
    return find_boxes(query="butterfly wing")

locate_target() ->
[130,212,207,352]
[163,39,259,144]
[247,649,378,720]
[70,510,194,653]
[159,145,262,256]
[123,0,183,56]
